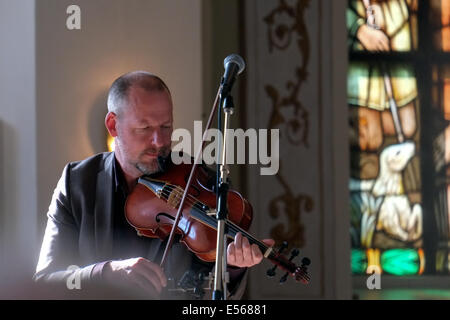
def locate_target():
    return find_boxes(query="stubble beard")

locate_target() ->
[115,137,171,176]
[134,146,171,175]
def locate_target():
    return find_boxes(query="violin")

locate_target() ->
[125,160,310,284]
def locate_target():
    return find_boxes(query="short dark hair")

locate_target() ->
[107,71,171,115]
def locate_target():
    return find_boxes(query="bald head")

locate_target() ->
[107,71,171,116]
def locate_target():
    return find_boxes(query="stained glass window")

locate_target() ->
[348,0,450,276]
[431,0,450,52]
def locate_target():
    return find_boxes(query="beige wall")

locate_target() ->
[202,0,244,190]
[0,0,205,293]
[243,0,351,299]
[35,0,204,235]
[0,0,37,289]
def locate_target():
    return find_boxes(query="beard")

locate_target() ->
[114,136,171,176]
[134,146,171,175]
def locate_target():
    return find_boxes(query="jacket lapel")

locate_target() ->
[94,152,115,260]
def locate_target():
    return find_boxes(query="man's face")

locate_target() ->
[114,87,173,175]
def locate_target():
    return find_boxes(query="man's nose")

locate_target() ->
[149,128,165,147]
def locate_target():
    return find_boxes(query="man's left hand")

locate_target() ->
[227,232,275,268]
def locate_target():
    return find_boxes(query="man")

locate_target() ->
[34,71,274,299]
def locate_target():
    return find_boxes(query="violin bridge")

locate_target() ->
[166,185,185,209]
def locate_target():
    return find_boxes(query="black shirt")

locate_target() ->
[110,156,220,299]
[111,156,153,260]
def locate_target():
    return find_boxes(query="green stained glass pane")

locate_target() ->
[381,249,420,275]
[351,249,367,274]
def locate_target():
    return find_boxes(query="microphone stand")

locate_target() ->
[212,92,234,300]
[160,54,243,300]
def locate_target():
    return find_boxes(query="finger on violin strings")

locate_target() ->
[251,243,263,263]
[227,242,236,265]
[233,234,244,264]
[234,232,243,249]
[262,238,275,247]
[241,236,251,255]
[240,237,254,265]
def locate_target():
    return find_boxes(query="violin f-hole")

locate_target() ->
[156,212,176,223]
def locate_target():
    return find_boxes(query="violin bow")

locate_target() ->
[159,86,222,269]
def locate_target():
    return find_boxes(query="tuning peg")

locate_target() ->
[279,249,301,284]
[266,241,289,278]
[289,248,300,260]
[266,265,277,277]
[294,256,311,284]
[280,272,289,284]
[279,241,288,253]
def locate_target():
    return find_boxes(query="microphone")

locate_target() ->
[220,54,245,100]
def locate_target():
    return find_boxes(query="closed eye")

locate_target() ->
[135,127,150,133]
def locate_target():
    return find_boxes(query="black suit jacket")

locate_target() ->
[34,152,247,299]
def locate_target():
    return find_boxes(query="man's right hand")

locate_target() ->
[103,257,167,299]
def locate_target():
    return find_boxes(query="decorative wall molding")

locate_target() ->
[244,0,351,299]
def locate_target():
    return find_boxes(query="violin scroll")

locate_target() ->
[266,242,311,285]
[295,257,311,284]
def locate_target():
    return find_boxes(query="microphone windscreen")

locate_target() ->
[224,54,245,74]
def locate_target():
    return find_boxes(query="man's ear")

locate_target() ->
[105,112,118,137]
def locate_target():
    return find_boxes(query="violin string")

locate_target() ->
[156,187,308,281]
[142,182,308,280]
[161,187,267,250]
[158,185,200,210]
[156,184,270,251]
